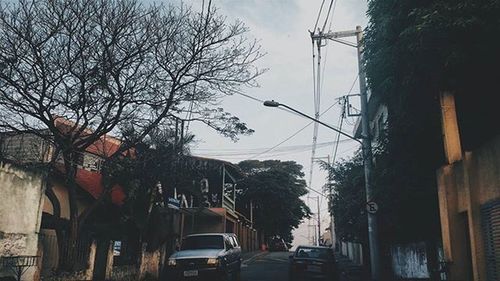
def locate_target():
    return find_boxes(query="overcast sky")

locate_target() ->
[158,0,369,247]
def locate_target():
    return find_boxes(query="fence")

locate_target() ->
[39,231,92,276]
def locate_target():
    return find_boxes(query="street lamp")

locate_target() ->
[263,100,361,143]
[264,97,380,280]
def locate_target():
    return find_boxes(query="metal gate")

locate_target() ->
[481,199,500,281]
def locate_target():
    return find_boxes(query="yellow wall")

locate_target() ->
[437,134,500,281]
[42,181,92,220]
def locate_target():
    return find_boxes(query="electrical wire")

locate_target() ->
[321,0,335,32]
[313,0,326,32]
[185,0,212,133]
[193,139,351,158]
[244,97,344,160]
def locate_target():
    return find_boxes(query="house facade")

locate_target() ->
[437,91,500,281]
[0,124,260,281]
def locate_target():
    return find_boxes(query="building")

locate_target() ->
[0,161,46,281]
[173,156,260,252]
[0,120,261,280]
[436,91,500,281]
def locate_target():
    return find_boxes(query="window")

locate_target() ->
[481,200,500,280]
[295,247,333,260]
[225,238,233,250]
[181,235,224,250]
[230,236,239,248]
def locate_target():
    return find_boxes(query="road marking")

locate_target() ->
[242,252,268,266]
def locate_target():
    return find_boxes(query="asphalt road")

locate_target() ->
[241,251,291,281]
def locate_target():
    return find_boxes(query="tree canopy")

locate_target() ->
[322,153,366,244]
[321,0,500,254]
[236,160,311,244]
[0,0,264,270]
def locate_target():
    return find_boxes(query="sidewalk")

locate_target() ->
[335,253,364,281]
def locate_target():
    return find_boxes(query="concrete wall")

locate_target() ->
[183,215,224,235]
[0,162,45,281]
[108,243,161,281]
[437,134,500,280]
[390,242,430,279]
[340,241,363,265]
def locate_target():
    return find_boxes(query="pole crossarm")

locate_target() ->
[311,29,359,48]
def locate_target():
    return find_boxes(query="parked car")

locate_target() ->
[166,233,242,281]
[288,245,338,281]
[268,237,288,252]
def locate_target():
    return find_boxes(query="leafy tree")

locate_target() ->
[96,127,193,250]
[321,153,367,245]
[236,160,311,244]
[365,0,500,149]
[336,1,500,277]
[0,0,263,270]
[360,0,500,245]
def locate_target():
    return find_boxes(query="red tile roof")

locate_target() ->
[75,168,125,205]
[53,117,127,205]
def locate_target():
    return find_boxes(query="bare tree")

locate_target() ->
[0,0,264,271]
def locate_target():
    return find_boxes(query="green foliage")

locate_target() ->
[365,0,500,96]
[322,153,367,244]
[95,129,193,246]
[350,0,500,244]
[236,160,311,244]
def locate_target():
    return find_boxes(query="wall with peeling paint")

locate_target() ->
[0,162,45,280]
[391,242,430,279]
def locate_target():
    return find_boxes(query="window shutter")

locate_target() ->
[481,200,500,281]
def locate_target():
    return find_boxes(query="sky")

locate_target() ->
[157,0,369,247]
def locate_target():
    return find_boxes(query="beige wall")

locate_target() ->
[0,162,45,280]
[42,181,92,220]
[437,134,500,281]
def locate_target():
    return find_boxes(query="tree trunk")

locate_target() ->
[58,151,80,272]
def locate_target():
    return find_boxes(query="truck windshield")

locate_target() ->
[181,235,224,250]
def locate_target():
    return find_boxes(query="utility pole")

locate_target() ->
[309,26,382,280]
[316,196,321,246]
[356,26,382,281]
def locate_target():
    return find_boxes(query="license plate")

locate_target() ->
[183,270,199,277]
[307,265,322,273]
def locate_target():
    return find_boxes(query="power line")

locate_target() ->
[248,98,343,160]
[332,74,358,164]
[193,139,351,157]
[321,0,335,32]
[313,0,327,32]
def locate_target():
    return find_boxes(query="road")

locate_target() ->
[242,251,291,281]
[241,251,356,281]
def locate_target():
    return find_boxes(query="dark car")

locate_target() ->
[268,237,288,252]
[289,245,338,281]
[166,233,242,281]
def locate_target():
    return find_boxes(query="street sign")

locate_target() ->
[366,201,379,214]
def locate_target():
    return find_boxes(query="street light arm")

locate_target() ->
[274,102,362,144]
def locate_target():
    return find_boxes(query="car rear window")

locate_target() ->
[181,235,224,250]
[295,247,333,259]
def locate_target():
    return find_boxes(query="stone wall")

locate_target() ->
[138,245,160,280]
[0,162,45,281]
